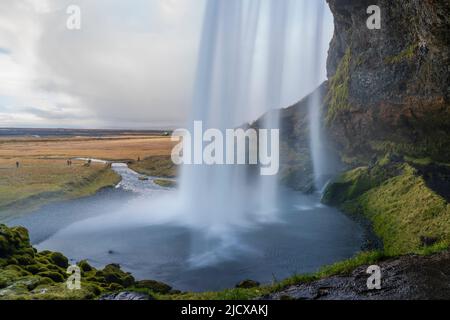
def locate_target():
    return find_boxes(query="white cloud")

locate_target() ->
[0,0,333,129]
[0,0,205,128]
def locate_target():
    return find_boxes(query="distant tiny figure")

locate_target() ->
[67,159,72,166]
[16,161,19,168]
[137,156,141,162]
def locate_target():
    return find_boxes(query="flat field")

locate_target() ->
[0,134,175,220]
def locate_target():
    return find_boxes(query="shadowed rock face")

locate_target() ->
[262,250,450,300]
[254,83,342,193]
[325,0,450,164]
[272,0,449,191]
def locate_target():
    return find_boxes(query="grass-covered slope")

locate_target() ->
[323,156,450,256]
[128,155,177,178]
[0,161,121,221]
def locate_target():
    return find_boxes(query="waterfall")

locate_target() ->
[306,1,330,191]
[176,0,333,264]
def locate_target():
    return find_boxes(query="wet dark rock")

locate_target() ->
[261,250,450,300]
[236,280,260,289]
[420,236,439,247]
[325,0,450,164]
[254,83,342,192]
[411,162,450,202]
[99,291,154,301]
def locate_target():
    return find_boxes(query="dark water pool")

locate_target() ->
[7,165,365,292]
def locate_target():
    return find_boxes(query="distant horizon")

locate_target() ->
[0,126,176,132]
[0,0,333,129]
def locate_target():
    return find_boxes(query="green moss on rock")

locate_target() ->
[384,44,417,64]
[326,48,351,123]
[153,179,177,188]
[48,252,69,269]
[37,271,65,283]
[0,224,145,300]
[101,264,135,288]
[134,280,172,294]
[323,158,450,256]
[78,260,93,272]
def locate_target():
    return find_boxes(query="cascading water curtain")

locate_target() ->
[178,0,333,263]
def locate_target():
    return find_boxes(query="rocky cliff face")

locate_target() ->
[325,0,449,164]
[254,83,342,192]
[320,0,450,260]
[274,0,449,191]
[263,249,450,300]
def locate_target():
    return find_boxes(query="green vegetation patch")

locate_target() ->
[129,155,177,178]
[326,48,351,123]
[1,224,390,301]
[157,250,385,300]
[384,44,417,64]
[323,157,450,256]
[153,179,177,188]
[0,224,142,300]
[0,163,121,221]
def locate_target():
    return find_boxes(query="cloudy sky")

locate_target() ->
[0,0,333,129]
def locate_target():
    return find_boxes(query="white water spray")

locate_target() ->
[306,1,332,191]
[178,0,333,235]
[72,0,334,266]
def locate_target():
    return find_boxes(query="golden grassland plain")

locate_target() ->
[0,135,176,220]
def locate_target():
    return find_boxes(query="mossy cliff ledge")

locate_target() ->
[323,156,450,256]
[320,0,450,256]
[0,224,171,300]
[325,0,449,164]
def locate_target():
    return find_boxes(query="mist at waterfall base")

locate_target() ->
[178,0,335,244]
[9,1,365,291]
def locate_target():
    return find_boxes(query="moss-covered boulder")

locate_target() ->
[100,264,135,288]
[78,260,93,273]
[0,224,148,300]
[37,271,65,283]
[134,280,172,294]
[235,280,260,289]
[48,252,69,269]
[0,225,31,257]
